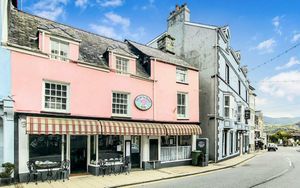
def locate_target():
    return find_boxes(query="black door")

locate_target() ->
[149,139,158,161]
[131,136,140,168]
[70,135,87,173]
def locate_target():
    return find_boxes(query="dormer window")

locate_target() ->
[116,57,129,74]
[176,67,188,83]
[50,38,69,61]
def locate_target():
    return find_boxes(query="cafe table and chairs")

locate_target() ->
[34,161,61,183]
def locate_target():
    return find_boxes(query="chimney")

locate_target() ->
[11,0,18,8]
[168,3,190,24]
[157,33,175,55]
[241,66,248,76]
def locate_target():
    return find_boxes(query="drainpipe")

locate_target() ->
[152,58,157,121]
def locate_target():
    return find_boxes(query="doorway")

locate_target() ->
[149,139,158,161]
[70,135,87,173]
[131,136,141,168]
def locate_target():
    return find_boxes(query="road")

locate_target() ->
[131,147,300,188]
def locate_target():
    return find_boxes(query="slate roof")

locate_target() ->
[127,40,198,70]
[8,7,196,79]
[8,8,149,77]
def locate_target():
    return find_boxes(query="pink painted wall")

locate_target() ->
[152,60,199,122]
[11,51,199,122]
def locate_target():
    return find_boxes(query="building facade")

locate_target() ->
[1,2,202,181]
[255,111,266,149]
[248,85,256,152]
[0,0,14,166]
[148,4,250,162]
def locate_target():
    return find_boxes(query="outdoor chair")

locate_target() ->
[98,159,108,177]
[108,158,117,176]
[121,156,131,175]
[26,161,43,185]
[56,160,70,182]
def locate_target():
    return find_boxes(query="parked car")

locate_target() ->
[267,143,278,151]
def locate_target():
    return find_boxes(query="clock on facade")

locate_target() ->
[134,95,152,111]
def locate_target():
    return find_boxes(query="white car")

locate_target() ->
[267,143,278,151]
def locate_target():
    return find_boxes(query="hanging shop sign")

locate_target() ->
[134,95,152,111]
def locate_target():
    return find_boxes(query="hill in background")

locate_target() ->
[264,116,300,126]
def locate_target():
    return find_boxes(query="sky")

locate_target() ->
[21,0,300,118]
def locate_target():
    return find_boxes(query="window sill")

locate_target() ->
[176,81,189,85]
[177,118,189,120]
[111,115,132,119]
[40,110,70,115]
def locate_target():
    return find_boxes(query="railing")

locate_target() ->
[160,146,192,162]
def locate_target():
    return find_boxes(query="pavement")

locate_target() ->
[6,152,261,188]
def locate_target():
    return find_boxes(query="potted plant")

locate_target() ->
[0,162,15,185]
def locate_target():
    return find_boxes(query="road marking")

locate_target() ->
[250,157,295,187]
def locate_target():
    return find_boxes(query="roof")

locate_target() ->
[8,7,149,77]
[127,40,198,70]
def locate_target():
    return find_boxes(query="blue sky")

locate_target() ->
[22,0,300,118]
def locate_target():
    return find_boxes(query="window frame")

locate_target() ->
[116,56,129,74]
[42,80,70,113]
[177,92,189,119]
[112,91,131,117]
[224,95,230,118]
[50,38,69,62]
[176,67,188,84]
[225,64,230,84]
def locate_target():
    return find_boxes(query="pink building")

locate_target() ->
[6,4,200,180]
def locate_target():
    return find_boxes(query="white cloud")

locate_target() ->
[104,12,130,29]
[291,33,300,43]
[97,0,123,7]
[256,97,268,106]
[90,12,145,41]
[90,24,119,39]
[30,0,68,21]
[252,38,276,53]
[141,0,155,10]
[75,0,88,9]
[272,16,283,35]
[259,70,300,101]
[276,57,300,70]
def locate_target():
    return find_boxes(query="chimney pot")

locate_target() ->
[176,4,180,11]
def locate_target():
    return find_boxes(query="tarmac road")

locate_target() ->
[132,147,300,188]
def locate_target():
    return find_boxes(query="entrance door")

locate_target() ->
[131,136,140,168]
[70,135,87,173]
[149,139,158,161]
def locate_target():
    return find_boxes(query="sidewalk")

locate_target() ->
[7,152,262,188]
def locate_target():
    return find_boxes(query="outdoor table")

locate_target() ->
[35,161,60,182]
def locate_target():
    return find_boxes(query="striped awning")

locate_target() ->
[164,124,202,135]
[100,121,166,136]
[26,116,101,135]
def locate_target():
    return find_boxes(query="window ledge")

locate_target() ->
[176,81,189,85]
[40,110,71,115]
[111,115,132,119]
[177,118,189,120]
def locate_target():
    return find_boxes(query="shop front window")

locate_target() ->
[178,135,192,146]
[29,135,63,162]
[161,136,177,147]
[98,135,123,159]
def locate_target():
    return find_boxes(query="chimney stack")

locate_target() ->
[157,33,175,55]
[168,3,190,23]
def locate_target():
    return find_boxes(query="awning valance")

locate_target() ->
[100,121,166,136]
[164,124,201,135]
[26,116,101,135]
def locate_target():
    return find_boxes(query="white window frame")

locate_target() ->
[112,91,131,117]
[50,38,69,62]
[224,95,230,118]
[237,105,242,122]
[42,80,70,113]
[176,67,188,83]
[225,64,230,84]
[177,92,189,119]
[116,56,129,74]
